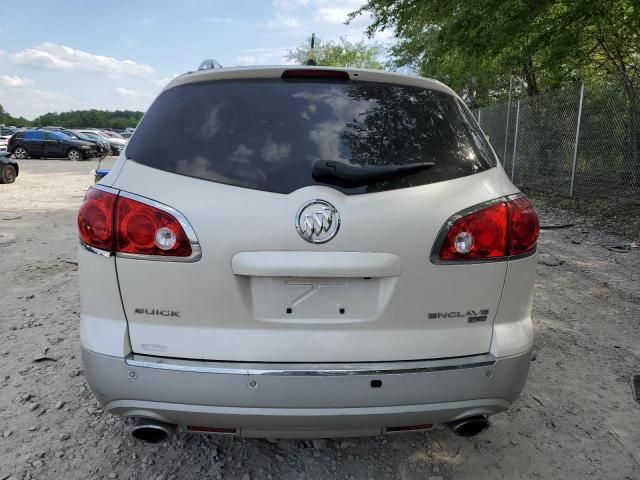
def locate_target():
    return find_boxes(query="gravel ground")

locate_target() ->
[0,159,639,480]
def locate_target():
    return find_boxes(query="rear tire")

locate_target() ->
[13,146,27,159]
[68,148,82,161]
[0,165,16,184]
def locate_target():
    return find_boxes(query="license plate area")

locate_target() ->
[249,276,392,323]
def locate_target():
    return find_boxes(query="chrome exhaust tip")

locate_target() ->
[130,418,176,443]
[447,415,490,437]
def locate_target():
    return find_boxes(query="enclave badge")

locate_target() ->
[428,309,489,322]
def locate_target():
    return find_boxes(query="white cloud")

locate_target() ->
[373,28,394,41]
[9,42,154,78]
[204,17,234,24]
[0,86,86,119]
[0,75,34,87]
[0,49,5,57]
[116,87,155,102]
[116,87,138,96]
[137,17,157,25]
[273,0,310,10]
[152,74,180,88]
[259,15,301,29]
[235,47,297,66]
[316,7,351,25]
[236,55,265,66]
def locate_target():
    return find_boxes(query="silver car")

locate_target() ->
[77,66,539,441]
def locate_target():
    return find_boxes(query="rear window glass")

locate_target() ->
[127,78,496,194]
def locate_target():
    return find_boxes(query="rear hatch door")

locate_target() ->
[113,72,512,362]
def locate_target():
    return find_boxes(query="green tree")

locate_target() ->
[350,0,639,107]
[0,104,32,127]
[31,109,144,128]
[287,36,385,69]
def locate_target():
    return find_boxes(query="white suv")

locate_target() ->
[77,66,539,442]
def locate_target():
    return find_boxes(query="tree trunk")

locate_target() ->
[523,57,540,97]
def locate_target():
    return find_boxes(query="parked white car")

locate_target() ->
[77,66,539,442]
[0,129,12,151]
[75,129,126,156]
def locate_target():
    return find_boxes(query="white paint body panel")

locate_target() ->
[78,247,131,357]
[79,66,535,365]
[231,252,402,278]
[489,254,537,358]
[110,160,522,362]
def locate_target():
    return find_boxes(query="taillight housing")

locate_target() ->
[77,186,200,261]
[77,188,117,251]
[435,195,539,262]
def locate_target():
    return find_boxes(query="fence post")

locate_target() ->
[569,83,585,197]
[503,76,513,162]
[511,100,520,181]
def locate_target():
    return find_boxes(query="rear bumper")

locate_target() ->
[82,347,532,438]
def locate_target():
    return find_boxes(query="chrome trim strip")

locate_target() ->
[125,353,496,376]
[92,184,120,195]
[429,192,536,265]
[80,242,112,257]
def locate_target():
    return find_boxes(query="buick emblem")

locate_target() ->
[295,200,340,244]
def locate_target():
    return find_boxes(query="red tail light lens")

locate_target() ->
[438,196,539,261]
[77,188,117,251]
[507,197,540,255]
[439,203,508,260]
[115,196,192,257]
[77,187,194,258]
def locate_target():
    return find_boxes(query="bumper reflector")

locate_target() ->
[385,423,433,433]
[187,426,237,434]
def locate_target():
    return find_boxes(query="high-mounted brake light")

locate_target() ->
[281,69,350,80]
[436,196,539,261]
[77,187,199,261]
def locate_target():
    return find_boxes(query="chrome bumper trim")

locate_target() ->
[125,353,496,377]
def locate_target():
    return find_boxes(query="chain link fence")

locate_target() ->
[473,83,640,198]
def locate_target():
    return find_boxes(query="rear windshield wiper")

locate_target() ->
[312,160,434,187]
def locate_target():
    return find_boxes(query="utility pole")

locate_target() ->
[569,84,585,197]
[503,76,513,163]
[306,33,317,65]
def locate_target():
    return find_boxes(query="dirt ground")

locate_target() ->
[1,159,639,480]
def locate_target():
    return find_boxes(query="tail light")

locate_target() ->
[77,186,200,261]
[77,188,117,251]
[507,196,539,255]
[436,195,539,262]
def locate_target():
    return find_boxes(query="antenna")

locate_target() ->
[305,33,317,66]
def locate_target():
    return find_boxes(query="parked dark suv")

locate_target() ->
[62,130,110,157]
[9,130,97,161]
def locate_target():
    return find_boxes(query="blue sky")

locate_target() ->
[0,0,393,119]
